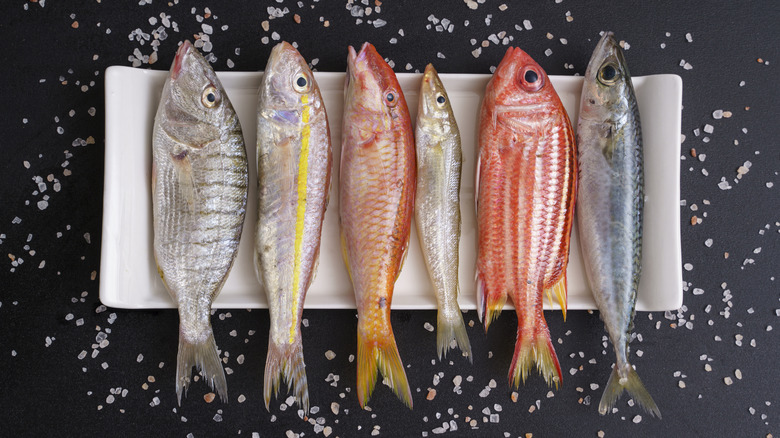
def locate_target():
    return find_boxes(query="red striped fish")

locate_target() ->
[476,47,577,388]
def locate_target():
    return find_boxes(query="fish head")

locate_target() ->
[579,32,634,123]
[259,41,323,125]
[345,42,408,140]
[486,47,558,117]
[418,64,458,134]
[160,40,235,148]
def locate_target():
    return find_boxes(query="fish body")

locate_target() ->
[339,42,415,409]
[414,64,471,362]
[152,40,248,404]
[255,42,332,415]
[476,47,576,388]
[577,32,660,418]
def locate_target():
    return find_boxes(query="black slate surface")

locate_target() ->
[2,1,779,436]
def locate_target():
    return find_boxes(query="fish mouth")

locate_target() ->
[266,41,297,72]
[347,43,384,89]
[346,45,358,85]
[593,31,619,59]
[507,46,531,63]
[419,64,438,116]
[422,63,436,83]
[171,40,192,80]
[357,42,374,59]
[353,42,383,72]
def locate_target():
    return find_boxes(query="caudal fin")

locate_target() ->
[176,329,227,405]
[508,315,562,388]
[436,310,472,363]
[264,337,310,415]
[477,273,506,332]
[599,364,661,418]
[357,329,413,409]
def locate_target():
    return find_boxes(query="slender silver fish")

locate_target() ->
[577,32,660,418]
[414,64,471,362]
[152,40,248,404]
[255,42,332,415]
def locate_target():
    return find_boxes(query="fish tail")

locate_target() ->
[263,337,310,415]
[508,310,562,388]
[476,273,506,332]
[357,329,413,409]
[176,326,227,405]
[599,364,661,418]
[436,309,473,363]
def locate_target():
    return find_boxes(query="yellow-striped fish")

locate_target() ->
[254,42,332,415]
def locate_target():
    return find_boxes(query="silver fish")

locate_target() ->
[152,40,248,404]
[576,32,660,418]
[254,42,332,415]
[414,64,471,362]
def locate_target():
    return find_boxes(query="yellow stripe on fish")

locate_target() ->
[290,94,310,344]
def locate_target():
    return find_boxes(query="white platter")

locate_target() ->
[100,66,683,312]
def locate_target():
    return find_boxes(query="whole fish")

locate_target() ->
[254,41,332,415]
[152,40,248,404]
[340,42,415,409]
[476,47,576,388]
[414,64,471,362]
[577,32,660,418]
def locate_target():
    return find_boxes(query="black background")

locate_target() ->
[1,1,779,436]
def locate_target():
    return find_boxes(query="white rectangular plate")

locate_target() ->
[100,66,682,311]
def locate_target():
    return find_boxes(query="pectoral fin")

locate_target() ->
[172,149,197,210]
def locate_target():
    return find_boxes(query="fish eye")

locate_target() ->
[293,73,311,93]
[384,90,398,107]
[598,63,620,85]
[519,66,544,92]
[436,94,446,105]
[201,86,219,108]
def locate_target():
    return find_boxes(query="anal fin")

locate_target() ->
[544,274,568,321]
